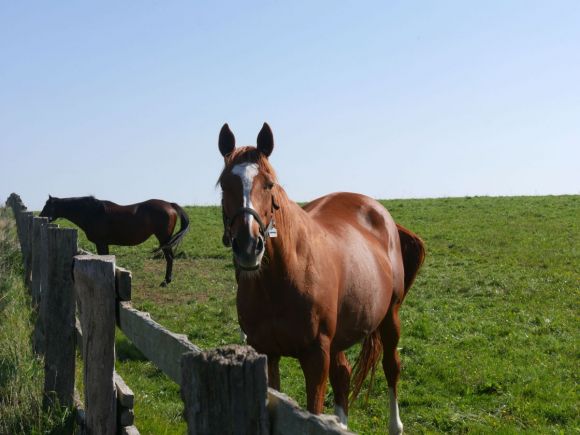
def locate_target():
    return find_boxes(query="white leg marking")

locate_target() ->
[334,405,348,429]
[388,387,403,435]
[232,163,259,231]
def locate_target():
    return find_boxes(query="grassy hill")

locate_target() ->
[2,195,578,434]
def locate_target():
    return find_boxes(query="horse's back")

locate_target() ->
[101,199,176,221]
[98,199,178,245]
[303,192,398,245]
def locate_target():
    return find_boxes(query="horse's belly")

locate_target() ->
[110,233,150,246]
[333,247,395,350]
[333,289,391,350]
[103,220,152,246]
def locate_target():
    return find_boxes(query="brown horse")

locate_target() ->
[39,195,189,286]
[217,123,425,433]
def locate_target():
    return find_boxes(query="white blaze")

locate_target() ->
[232,163,259,230]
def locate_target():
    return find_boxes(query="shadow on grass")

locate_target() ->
[0,358,16,391]
[115,334,147,362]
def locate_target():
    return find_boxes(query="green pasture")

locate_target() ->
[1,195,578,434]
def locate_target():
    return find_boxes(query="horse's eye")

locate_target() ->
[265,182,274,190]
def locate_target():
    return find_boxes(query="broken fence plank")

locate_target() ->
[267,389,354,435]
[114,370,134,409]
[115,266,132,301]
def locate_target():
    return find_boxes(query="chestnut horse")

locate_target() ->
[40,195,189,286]
[217,123,425,434]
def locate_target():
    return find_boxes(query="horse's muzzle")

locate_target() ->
[39,213,56,223]
[232,233,265,270]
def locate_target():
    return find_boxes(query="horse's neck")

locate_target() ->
[57,202,92,231]
[265,195,314,277]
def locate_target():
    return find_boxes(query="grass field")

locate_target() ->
[0,208,75,434]
[1,195,579,434]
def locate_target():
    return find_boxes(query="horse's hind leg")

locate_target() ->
[161,247,174,287]
[329,350,351,428]
[380,304,404,435]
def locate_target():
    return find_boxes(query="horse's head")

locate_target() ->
[218,123,279,272]
[39,195,58,222]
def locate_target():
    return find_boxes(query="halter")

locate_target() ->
[221,196,279,247]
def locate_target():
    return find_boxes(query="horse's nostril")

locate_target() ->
[232,238,241,255]
[255,237,264,254]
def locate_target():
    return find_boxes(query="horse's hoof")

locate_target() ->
[160,281,168,287]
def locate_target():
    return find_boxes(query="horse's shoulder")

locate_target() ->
[97,200,117,213]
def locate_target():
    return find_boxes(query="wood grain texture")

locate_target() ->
[267,389,354,435]
[74,254,117,435]
[117,301,200,384]
[115,266,132,301]
[43,227,78,410]
[181,345,269,435]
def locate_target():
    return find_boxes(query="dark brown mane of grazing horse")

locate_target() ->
[217,123,425,434]
[39,195,190,286]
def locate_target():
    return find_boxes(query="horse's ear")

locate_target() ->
[257,122,274,157]
[219,123,236,157]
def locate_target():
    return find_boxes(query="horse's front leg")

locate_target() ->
[267,354,281,391]
[298,337,331,414]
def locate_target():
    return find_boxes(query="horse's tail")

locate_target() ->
[349,329,383,405]
[155,203,190,252]
[397,223,426,299]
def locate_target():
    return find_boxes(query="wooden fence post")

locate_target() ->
[9,195,27,252]
[33,221,57,354]
[6,192,26,214]
[42,227,78,410]
[74,255,117,435]
[181,345,269,435]
[31,217,49,306]
[20,211,34,284]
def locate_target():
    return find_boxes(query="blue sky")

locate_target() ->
[1,1,579,210]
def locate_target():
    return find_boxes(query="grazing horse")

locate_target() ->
[217,123,425,434]
[40,195,190,286]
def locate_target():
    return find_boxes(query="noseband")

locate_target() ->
[221,197,279,247]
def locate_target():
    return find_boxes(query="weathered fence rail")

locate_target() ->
[5,193,352,435]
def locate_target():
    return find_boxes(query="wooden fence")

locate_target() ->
[5,193,352,435]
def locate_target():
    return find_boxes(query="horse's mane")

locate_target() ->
[57,195,105,214]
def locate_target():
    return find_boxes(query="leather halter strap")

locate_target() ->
[221,198,278,247]
[230,207,273,237]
